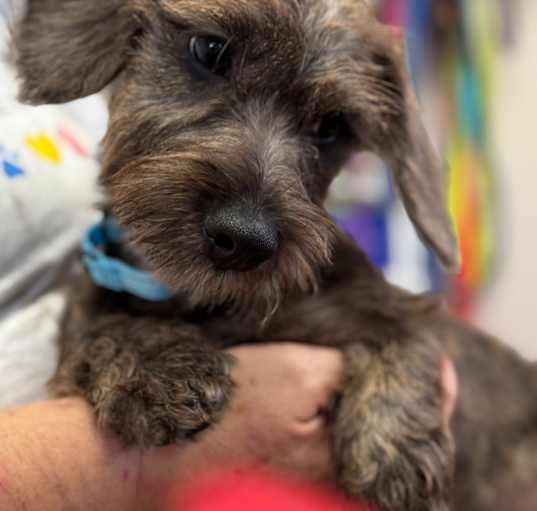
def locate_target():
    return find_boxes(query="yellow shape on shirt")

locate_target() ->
[25,133,62,164]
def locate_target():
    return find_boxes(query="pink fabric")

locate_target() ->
[173,471,376,511]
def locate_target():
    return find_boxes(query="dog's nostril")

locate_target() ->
[210,233,236,255]
[204,203,279,271]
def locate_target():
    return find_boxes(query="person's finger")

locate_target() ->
[441,357,458,425]
[282,344,344,422]
[294,344,345,395]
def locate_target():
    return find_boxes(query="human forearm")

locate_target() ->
[0,344,344,511]
[0,398,140,511]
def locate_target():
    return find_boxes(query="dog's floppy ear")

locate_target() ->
[13,0,135,104]
[358,30,460,271]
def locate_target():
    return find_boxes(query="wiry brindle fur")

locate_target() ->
[12,1,537,510]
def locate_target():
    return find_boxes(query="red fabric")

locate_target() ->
[172,471,375,511]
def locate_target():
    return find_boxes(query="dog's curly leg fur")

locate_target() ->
[51,315,234,446]
[334,340,453,511]
[260,237,454,511]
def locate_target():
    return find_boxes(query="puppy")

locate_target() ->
[12,1,537,510]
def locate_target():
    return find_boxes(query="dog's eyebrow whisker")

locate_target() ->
[237,43,248,83]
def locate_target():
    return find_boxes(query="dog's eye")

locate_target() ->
[189,35,232,76]
[314,112,348,146]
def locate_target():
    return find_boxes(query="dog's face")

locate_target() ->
[14,0,458,313]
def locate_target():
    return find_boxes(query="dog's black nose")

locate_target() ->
[204,203,279,271]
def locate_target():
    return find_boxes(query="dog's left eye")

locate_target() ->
[189,35,232,76]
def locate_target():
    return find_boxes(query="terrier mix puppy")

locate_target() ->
[13,1,537,511]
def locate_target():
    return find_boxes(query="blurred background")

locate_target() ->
[329,0,537,359]
[1,0,536,358]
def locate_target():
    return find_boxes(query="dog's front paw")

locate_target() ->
[91,348,235,446]
[336,426,453,511]
[334,342,454,511]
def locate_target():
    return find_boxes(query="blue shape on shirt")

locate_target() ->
[2,159,25,178]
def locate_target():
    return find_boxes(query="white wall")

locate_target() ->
[476,1,537,359]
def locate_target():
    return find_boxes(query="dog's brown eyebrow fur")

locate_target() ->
[156,0,308,42]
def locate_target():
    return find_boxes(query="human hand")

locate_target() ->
[138,343,344,509]
[138,346,458,510]
[442,356,458,428]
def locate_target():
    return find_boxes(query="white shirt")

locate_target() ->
[0,14,107,405]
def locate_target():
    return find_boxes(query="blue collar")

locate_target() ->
[81,218,174,302]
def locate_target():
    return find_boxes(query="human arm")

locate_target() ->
[0,343,343,511]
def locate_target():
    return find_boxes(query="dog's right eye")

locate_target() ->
[189,35,232,77]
